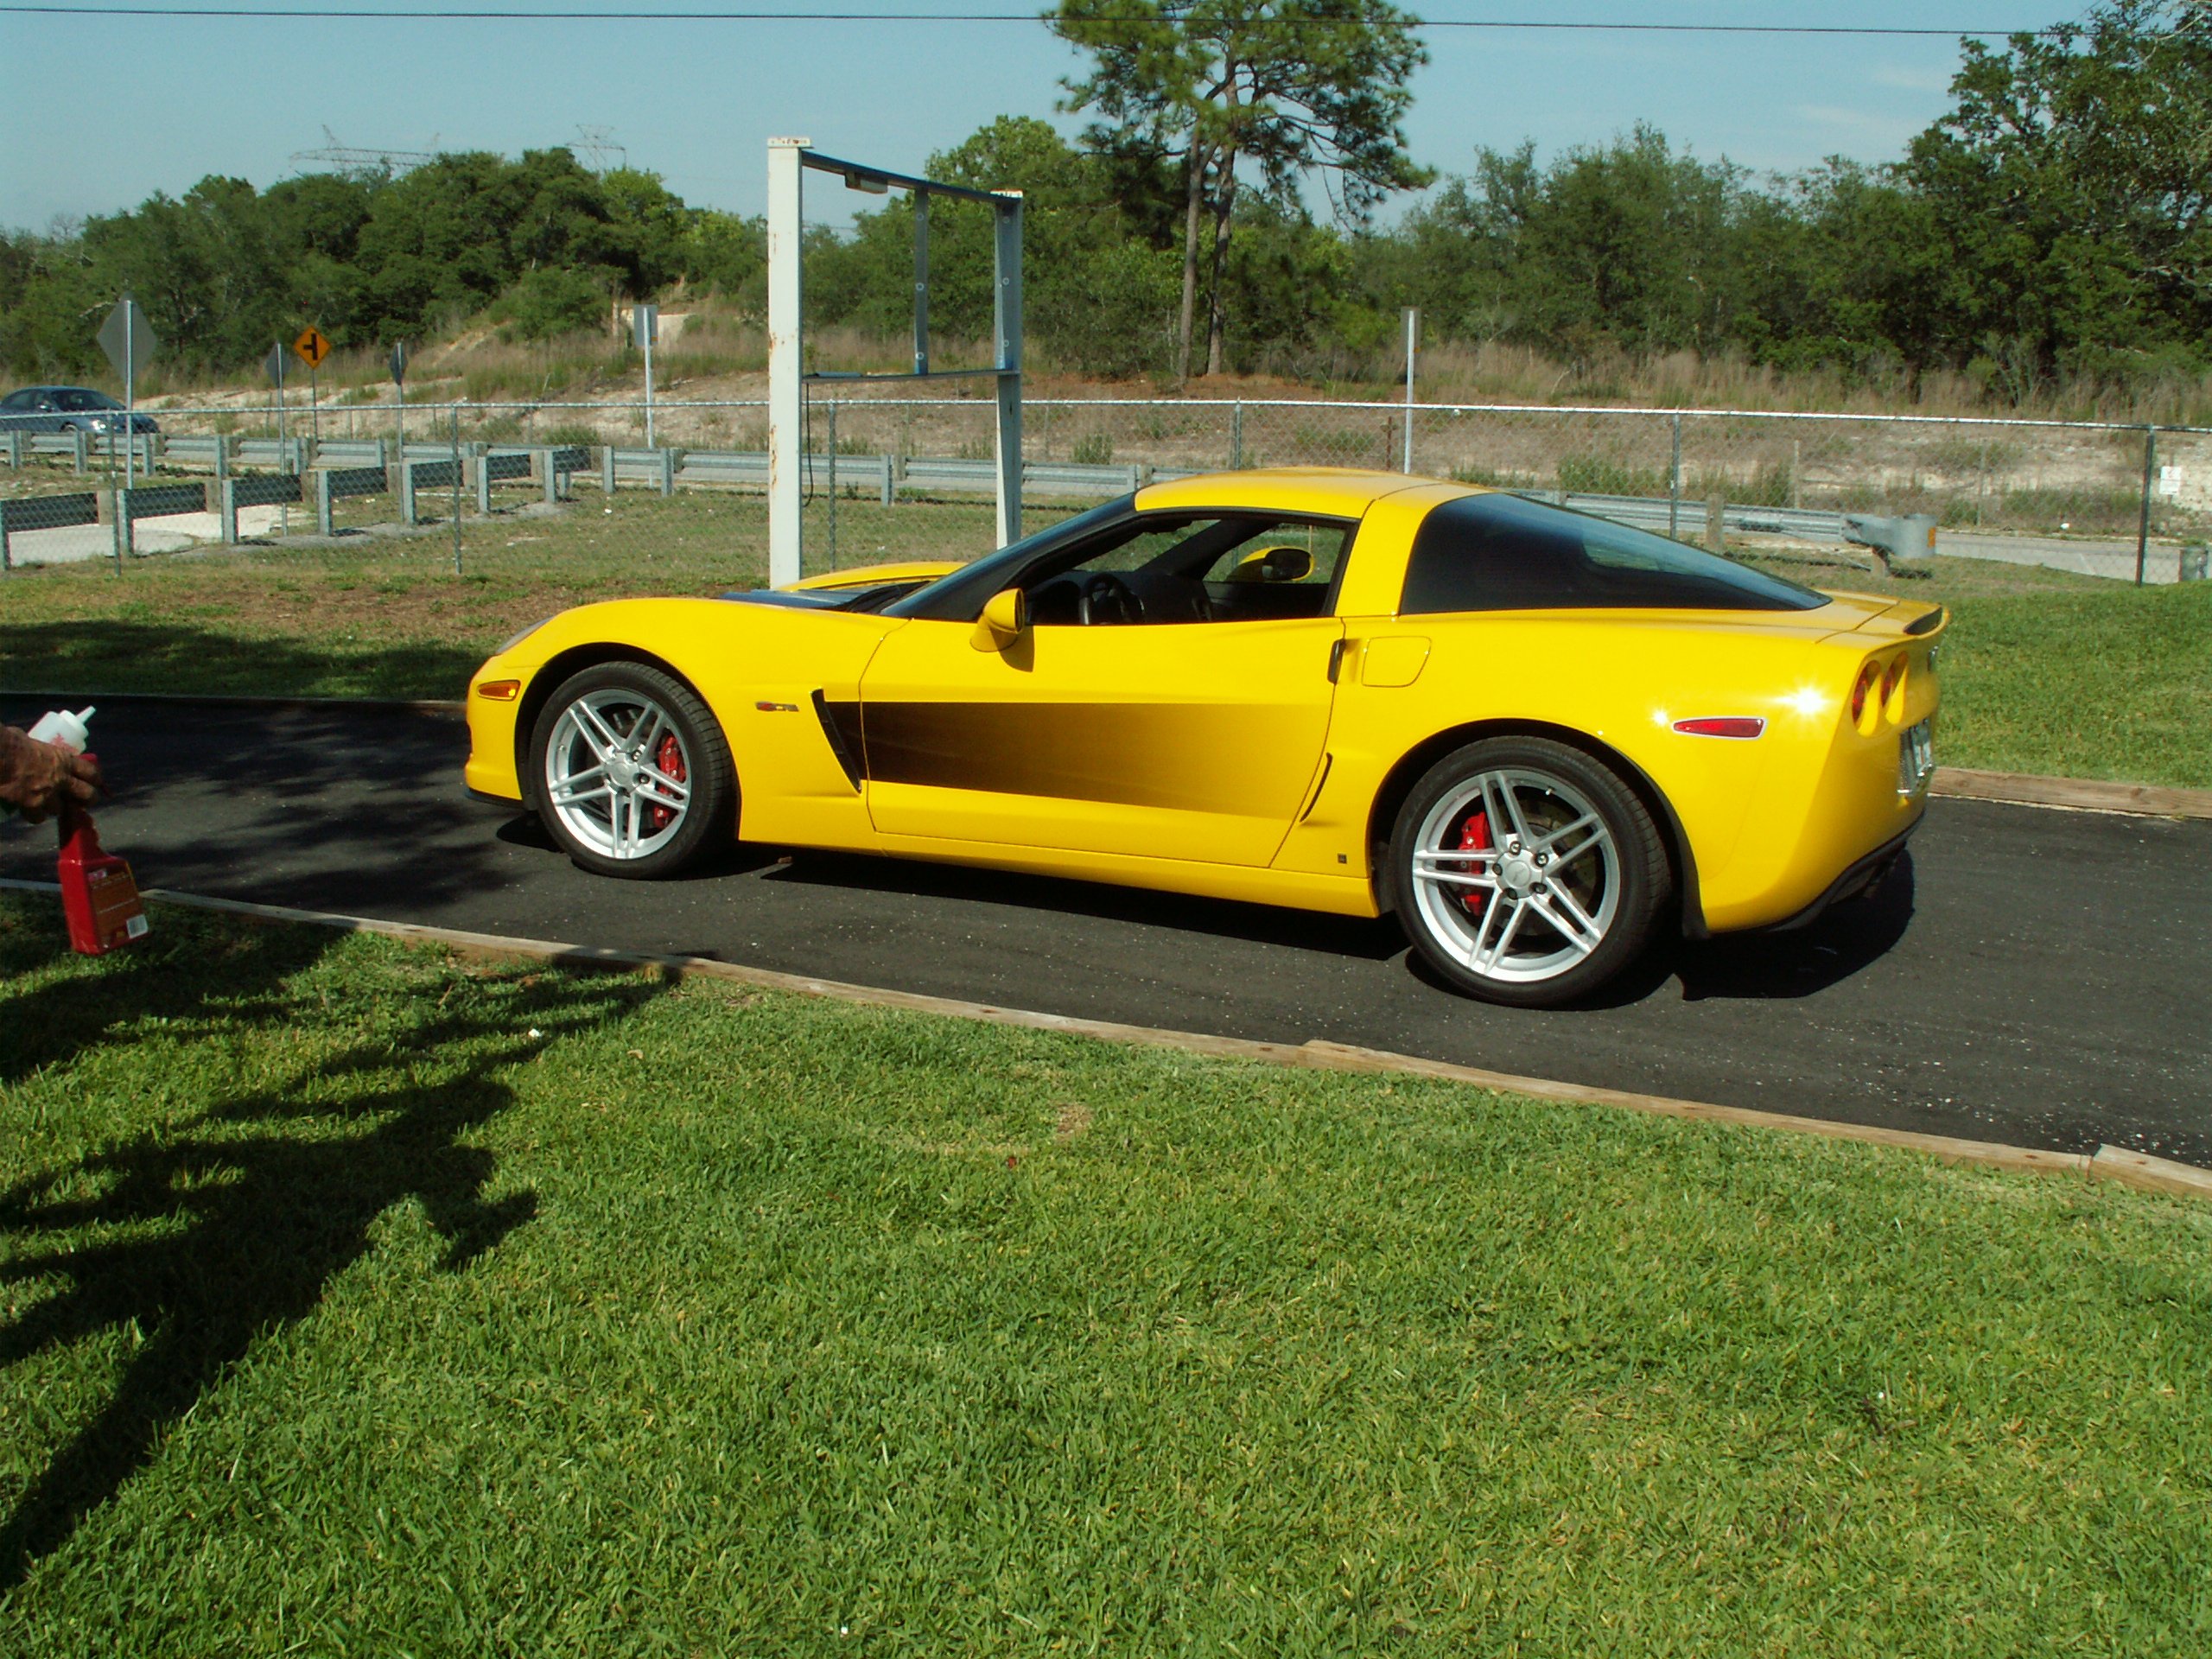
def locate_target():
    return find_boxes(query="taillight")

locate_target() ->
[1850,661,1881,724]
[1881,657,1904,706]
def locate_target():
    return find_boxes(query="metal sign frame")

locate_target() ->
[766,137,1023,586]
[97,295,156,494]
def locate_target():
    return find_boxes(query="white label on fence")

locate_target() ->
[2158,464,2182,498]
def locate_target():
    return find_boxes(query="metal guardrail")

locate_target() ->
[236,437,309,471]
[0,491,100,569]
[217,472,302,543]
[120,482,207,522]
[1522,489,1852,543]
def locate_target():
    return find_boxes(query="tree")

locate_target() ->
[804,117,1183,377]
[1053,0,1430,380]
[1904,0,2211,390]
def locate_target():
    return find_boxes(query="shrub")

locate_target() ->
[499,269,610,343]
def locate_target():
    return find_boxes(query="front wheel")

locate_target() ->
[528,663,734,879]
[1388,737,1672,1007]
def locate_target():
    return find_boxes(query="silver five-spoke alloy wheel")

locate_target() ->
[542,688,694,861]
[1408,768,1621,985]
[1389,735,1669,1007]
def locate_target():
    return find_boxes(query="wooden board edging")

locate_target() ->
[1931,766,2212,820]
[2088,1145,2212,1202]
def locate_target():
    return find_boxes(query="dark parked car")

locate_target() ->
[0,386,160,435]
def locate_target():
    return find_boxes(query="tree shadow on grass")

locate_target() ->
[0,618,481,702]
[0,906,671,1591]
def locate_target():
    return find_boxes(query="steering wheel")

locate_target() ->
[1077,571,1144,626]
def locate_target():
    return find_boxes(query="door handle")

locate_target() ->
[1326,639,1351,683]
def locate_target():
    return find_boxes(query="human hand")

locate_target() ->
[0,727,105,824]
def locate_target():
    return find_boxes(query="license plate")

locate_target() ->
[1898,717,1936,796]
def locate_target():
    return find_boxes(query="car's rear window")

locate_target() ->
[1400,493,1826,615]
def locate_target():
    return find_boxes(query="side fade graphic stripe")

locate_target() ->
[847,700,1328,817]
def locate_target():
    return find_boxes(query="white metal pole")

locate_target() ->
[1402,307,1416,474]
[642,309,657,448]
[766,137,810,588]
[991,191,1024,549]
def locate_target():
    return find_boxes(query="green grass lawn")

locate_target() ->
[2,895,2207,1654]
[2,484,2207,785]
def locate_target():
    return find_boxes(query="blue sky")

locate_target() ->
[1,3,2078,233]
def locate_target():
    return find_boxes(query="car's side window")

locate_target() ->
[1192,520,1349,589]
[0,391,27,410]
[1399,493,1825,615]
[1023,513,1357,627]
[1065,519,1224,578]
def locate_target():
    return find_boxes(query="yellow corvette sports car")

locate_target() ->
[464,468,1944,1007]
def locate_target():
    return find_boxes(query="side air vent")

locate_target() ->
[811,691,864,791]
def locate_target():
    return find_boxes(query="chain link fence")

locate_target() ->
[4,394,2207,584]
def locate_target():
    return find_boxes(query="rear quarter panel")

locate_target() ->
[1277,607,1924,931]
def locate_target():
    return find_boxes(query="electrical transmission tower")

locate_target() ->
[290,126,440,178]
[573,126,628,175]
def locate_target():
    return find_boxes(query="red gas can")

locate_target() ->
[56,765,148,956]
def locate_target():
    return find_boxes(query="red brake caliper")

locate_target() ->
[649,734,686,831]
[1457,809,1491,920]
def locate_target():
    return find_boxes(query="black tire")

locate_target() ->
[1387,736,1671,1007]
[528,662,735,880]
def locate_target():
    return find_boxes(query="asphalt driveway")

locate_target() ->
[4,701,2206,1164]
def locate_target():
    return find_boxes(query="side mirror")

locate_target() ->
[1226,544,1315,584]
[970,586,1030,652]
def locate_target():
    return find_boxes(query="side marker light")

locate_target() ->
[475,680,520,701]
[1672,717,1766,740]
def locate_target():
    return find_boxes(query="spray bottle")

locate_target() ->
[22,706,149,954]
[2,707,92,821]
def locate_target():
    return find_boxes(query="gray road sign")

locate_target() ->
[98,297,157,379]
[264,343,289,387]
[389,341,409,385]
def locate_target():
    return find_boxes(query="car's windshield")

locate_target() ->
[885,495,1138,621]
[55,389,122,411]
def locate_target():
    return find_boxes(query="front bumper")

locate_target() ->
[462,671,527,803]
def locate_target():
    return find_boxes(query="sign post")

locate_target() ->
[632,303,658,448]
[295,327,332,447]
[97,296,157,493]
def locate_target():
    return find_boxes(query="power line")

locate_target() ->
[0,6,2062,34]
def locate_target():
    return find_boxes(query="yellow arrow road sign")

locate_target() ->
[294,327,332,368]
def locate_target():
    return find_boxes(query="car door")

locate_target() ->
[855,512,1353,868]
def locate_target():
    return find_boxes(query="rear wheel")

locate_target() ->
[529,663,734,879]
[1389,737,1670,1007]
